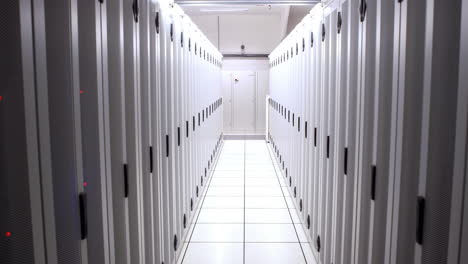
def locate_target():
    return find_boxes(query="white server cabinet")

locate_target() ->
[106,0,132,263]
[1,1,51,263]
[76,1,114,263]
[329,1,347,263]
[138,0,155,263]
[351,0,395,263]
[386,0,464,263]
[339,0,360,263]
[40,0,89,263]
[270,1,466,264]
[150,3,164,263]
[449,1,468,263]
[3,1,223,264]
[158,6,176,263]
[122,0,145,262]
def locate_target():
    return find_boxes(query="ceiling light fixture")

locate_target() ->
[200,7,249,12]
[176,1,320,6]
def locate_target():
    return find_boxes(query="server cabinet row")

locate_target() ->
[1,1,223,264]
[268,0,468,264]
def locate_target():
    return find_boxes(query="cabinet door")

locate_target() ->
[1,1,48,263]
[106,0,131,263]
[123,0,145,262]
[340,0,360,263]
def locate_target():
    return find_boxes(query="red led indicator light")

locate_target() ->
[0,96,3,101]
[83,182,88,186]
[5,232,11,237]
[80,90,84,94]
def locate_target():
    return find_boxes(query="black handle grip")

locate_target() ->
[371,165,376,200]
[344,147,348,175]
[132,0,139,23]
[177,127,181,147]
[124,164,129,198]
[79,193,87,240]
[338,12,343,33]
[416,196,425,244]
[155,12,159,33]
[322,23,326,42]
[149,146,153,172]
[166,135,169,157]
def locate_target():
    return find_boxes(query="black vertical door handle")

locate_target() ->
[123,164,129,197]
[416,196,425,245]
[79,193,87,240]
[132,0,139,23]
[359,0,367,22]
[149,146,153,173]
[155,12,159,33]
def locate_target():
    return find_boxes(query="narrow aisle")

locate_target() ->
[180,140,316,264]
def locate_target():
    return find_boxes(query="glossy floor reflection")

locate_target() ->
[179,140,316,264]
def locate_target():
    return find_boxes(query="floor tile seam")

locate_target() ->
[189,241,304,244]
[199,208,295,210]
[243,139,246,264]
[192,223,300,225]
[193,222,297,224]
[180,141,225,264]
[265,141,309,264]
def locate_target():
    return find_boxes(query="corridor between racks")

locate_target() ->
[179,140,316,264]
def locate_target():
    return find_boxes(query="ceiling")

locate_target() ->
[178,1,316,54]
[181,4,288,16]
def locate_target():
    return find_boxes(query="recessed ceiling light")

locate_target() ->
[200,8,249,12]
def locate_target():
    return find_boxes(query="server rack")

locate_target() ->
[3,1,223,264]
[268,1,467,264]
[2,1,50,263]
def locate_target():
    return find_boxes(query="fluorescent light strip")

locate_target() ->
[176,1,320,6]
[200,8,249,12]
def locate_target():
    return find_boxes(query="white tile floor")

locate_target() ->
[180,140,317,264]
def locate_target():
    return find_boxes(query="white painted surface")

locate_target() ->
[219,15,281,54]
[232,71,256,132]
[190,15,282,54]
[222,59,269,135]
